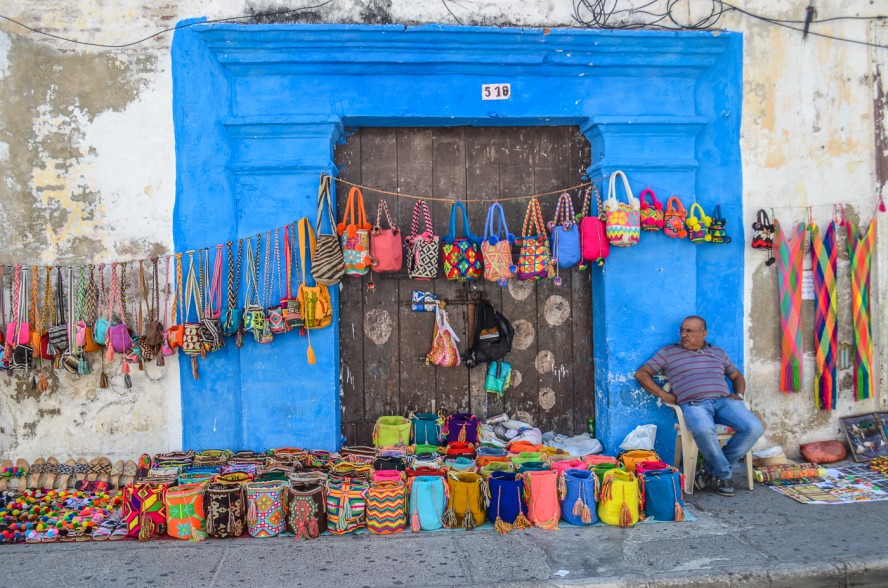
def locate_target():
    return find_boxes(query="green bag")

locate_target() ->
[510,452,545,467]
[373,416,412,447]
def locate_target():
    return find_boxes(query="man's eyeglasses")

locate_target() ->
[679,328,704,334]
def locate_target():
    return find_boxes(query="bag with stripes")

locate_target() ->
[312,174,345,286]
[405,200,440,280]
[366,479,408,535]
[326,477,369,534]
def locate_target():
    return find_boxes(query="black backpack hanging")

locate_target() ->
[464,300,514,368]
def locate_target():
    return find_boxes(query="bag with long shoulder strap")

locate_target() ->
[220,240,243,337]
[409,475,447,531]
[46,268,69,356]
[140,261,164,360]
[370,199,403,273]
[524,469,560,529]
[373,416,412,447]
[241,237,266,343]
[35,266,53,360]
[480,202,515,285]
[5,265,30,345]
[312,174,345,285]
[297,218,333,364]
[405,200,440,280]
[443,472,487,529]
[337,186,372,276]
[549,192,582,270]
[603,170,641,247]
[486,471,529,532]
[425,304,460,367]
[638,188,665,232]
[181,256,205,359]
[326,477,369,534]
[579,184,610,266]
[106,263,133,356]
[663,196,689,239]
[516,198,551,280]
[464,300,514,368]
[197,247,225,350]
[441,202,483,281]
[443,413,479,444]
[245,481,287,538]
[410,412,442,446]
[281,224,303,329]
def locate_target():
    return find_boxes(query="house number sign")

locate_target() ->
[482,83,511,100]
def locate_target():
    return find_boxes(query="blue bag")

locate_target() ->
[560,469,598,525]
[640,467,685,522]
[410,412,441,445]
[550,192,582,270]
[409,475,447,531]
[486,472,528,528]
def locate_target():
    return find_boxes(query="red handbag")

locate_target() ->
[443,442,476,457]
[579,184,610,266]
[370,199,403,273]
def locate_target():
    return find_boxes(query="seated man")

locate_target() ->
[635,315,764,497]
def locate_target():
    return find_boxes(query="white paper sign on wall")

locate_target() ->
[801,269,815,300]
[482,83,511,100]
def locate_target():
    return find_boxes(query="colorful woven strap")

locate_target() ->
[775,220,805,392]
[376,199,397,231]
[521,198,546,238]
[552,193,576,229]
[847,216,877,400]
[810,220,837,410]
[410,200,434,238]
[30,265,38,328]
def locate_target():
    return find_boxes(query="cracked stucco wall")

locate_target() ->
[0,0,885,460]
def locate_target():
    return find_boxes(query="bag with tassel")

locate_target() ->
[245,481,287,538]
[686,203,712,244]
[296,218,333,365]
[442,413,480,444]
[663,196,689,239]
[366,479,408,535]
[280,225,304,330]
[591,462,623,485]
[337,186,373,276]
[441,201,483,281]
[409,412,442,446]
[707,204,731,244]
[164,482,208,541]
[603,170,641,247]
[325,477,368,535]
[199,246,226,349]
[524,469,561,530]
[287,478,327,540]
[598,468,642,527]
[638,467,685,522]
[549,192,582,270]
[180,254,204,379]
[204,482,247,539]
[560,469,599,526]
[481,202,516,285]
[516,198,551,280]
[45,268,69,357]
[408,475,448,531]
[220,240,244,337]
[442,472,486,529]
[372,415,412,448]
[140,260,165,361]
[425,304,461,367]
[638,188,665,232]
[486,471,531,534]
[123,482,169,540]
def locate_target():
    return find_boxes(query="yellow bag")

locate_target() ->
[296,218,333,365]
[619,450,660,475]
[598,469,641,527]
[443,472,486,529]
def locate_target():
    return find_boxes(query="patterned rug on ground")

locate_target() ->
[768,466,888,504]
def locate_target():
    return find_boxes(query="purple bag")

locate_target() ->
[109,324,133,354]
[443,413,480,444]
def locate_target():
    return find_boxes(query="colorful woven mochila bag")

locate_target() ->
[591,462,623,485]
[409,412,442,445]
[523,469,560,530]
[486,471,531,534]
[663,196,689,239]
[312,174,345,286]
[408,475,448,531]
[288,476,327,540]
[442,413,480,444]
[326,477,369,534]
[707,204,732,244]
[442,472,487,530]
[337,186,373,276]
[603,170,641,247]
[426,304,461,367]
[441,201,483,281]
[686,203,712,243]
[373,416,412,447]
[481,202,516,285]
[598,469,641,527]
[579,184,610,266]
[123,482,169,541]
[516,198,551,280]
[638,467,685,522]
[366,479,408,535]
[638,188,665,232]
[205,482,247,539]
[549,192,582,271]
[164,482,208,541]
[619,449,661,474]
[405,199,440,280]
[560,469,599,526]
[245,481,287,538]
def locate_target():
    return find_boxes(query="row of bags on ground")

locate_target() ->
[117,445,684,541]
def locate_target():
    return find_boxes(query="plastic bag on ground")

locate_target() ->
[542,432,603,457]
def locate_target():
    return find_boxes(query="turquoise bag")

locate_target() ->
[409,476,447,531]
[410,413,441,446]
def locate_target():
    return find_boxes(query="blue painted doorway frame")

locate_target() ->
[172,23,743,459]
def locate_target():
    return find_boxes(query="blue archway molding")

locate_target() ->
[172,23,743,460]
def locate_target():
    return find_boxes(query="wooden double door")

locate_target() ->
[335,127,594,445]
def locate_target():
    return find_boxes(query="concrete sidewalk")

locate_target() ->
[2,470,887,588]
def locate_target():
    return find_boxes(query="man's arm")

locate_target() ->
[635,364,678,405]
[727,370,746,400]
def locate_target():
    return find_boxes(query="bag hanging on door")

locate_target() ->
[204,482,247,539]
[441,202,483,281]
[313,174,346,285]
[638,188,665,232]
[337,186,372,276]
[370,199,403,273]
[288,479,327,540]
[366,479,408,535]
[549,192,581,270]
[603,170,641,247]
[426,304,461,367]
[560,469,599,525]
[464,300,514,368]
[372,416,412,447]
[443,413,480,444]
[326,477,369,535]
[686,203,712,243]
[181,255,206,364]
[164,482,207,541]
[639,467,685,522]
[524,469,560,529]
[410,412,442,445]
[579,184,610,266]
[663,196,689,239]
[481,202,515,285]
[517,198,551,280]
[707,204,731,244]
[443,472,487,529]
[199,247,226,349]
[245,481,287,538]
[598,469,641,527]
[405,200,440,280]
[408,475,448,531]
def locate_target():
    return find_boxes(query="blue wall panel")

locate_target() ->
[172,24,743,458]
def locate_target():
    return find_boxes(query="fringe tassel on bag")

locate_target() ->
[99,371,109,388]
[309,516,319,538]
[462,510,476,530]
[78,356,90,375]
[410,509,421,532]
[494,516,513,534]
[191,356,200,380]
[557,473,567,500]
[441,503,457,529]
[189,528,208,542]
[138,512,155,542]
[122,361,132,389]
[619,502,633,528]
[37,371,49,393]
[156,353,164,367]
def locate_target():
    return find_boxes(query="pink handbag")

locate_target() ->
[5,265,30,344]
[371,470,405,483]
[579,184,610,266]
[370,199,403,273]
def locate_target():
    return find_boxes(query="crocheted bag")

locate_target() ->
[579,184,610,266]
[287,479,327,540]
[410,412,442,446]
[560,469,599,526]
[619,450,661,474]
[663,196,688,239]
[486,471,530,533]
[686,203,712,244]
[603,170,641,247]
[123,482,169,540]
[524,470,560,529]
[405,200,440,280]
[591,462,623,484]
[426,304,461,367]
[245,481,287,538]
[517,198,551,280]
[639,467,685,522]
[373,416,412,447]
[441,202,483,281]
[164,482,207,541]
[366,479,408,535]
[326,478,369,535]
[370,199,403,273]
[707,204,731,244]
[409,475,448,531]
[598,469,641,527]
[337,186,373,276]
[443,472,487,529]
[481,202,516,285]
[549,192,582,270]
[204,482,247,539]
[312,174,345,286]
[443,413,480,444]
[638,188,665,231]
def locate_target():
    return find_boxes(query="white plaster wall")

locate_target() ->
[0,0,884,460]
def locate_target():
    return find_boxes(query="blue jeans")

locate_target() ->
[681,397,764,480]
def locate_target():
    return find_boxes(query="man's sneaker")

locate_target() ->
[694,470,713,491]
[716,478,735,497]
